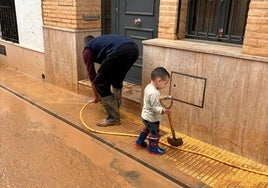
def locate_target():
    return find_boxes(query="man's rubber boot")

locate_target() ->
[148,137,165,155]
[113,88,122,111]
[135,129,149,147]
[96,94,120,127]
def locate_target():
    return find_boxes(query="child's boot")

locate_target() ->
[135,129,148,147]
[148,137,165,155]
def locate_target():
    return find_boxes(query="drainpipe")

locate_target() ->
[176,0,182,39]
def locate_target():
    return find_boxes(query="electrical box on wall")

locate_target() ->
[169,72,207,108]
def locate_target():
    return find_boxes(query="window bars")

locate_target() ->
[186,0,250,44]
[0,0,19,43]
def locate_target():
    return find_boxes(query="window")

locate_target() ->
[186,0,250,44]
[0,0,19,43]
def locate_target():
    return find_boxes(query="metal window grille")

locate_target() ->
[186,0,250,44]
[0,0,19,43]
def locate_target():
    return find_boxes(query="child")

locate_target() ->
[135,67,170,155]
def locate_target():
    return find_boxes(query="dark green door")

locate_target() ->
[103,0,160,85]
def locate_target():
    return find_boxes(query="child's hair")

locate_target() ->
[84,35,95,46]
[151,67,170,80]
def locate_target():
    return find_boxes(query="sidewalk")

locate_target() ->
[1,65,267,187]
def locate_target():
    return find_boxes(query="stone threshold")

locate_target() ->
[78,79,141,104]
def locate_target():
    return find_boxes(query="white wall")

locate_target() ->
[15,0,44,52]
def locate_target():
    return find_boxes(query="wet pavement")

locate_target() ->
[0,69,181,187]
[1,65,268,187]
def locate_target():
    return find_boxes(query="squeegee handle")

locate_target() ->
[167,113,177,138]
[160,96,177,138]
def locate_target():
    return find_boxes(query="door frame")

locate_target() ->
[101,0,160,85]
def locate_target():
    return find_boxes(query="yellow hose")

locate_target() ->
[80,101,138,137]
[80,101,268,177]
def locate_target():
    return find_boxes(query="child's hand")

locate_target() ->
[162,108,170,114]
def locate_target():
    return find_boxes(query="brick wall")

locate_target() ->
[158,0,188,40]
[42,0,101,29]
[158,0,178,39]
[158,0,268,58]
[177,0,188,39]
[242,0,268,57]
[41,0,268,58]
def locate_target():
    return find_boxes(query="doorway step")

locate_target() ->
[78,79,141,104]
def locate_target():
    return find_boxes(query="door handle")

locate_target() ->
[134,18,141,25]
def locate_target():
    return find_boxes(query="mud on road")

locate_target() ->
[0,88,179,188]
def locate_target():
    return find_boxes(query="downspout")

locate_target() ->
[176,0,182,39]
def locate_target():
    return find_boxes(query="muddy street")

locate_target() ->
[0,88,179,188]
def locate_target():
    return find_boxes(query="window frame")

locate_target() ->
[0,0,19,43]
[185,0,250,44]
